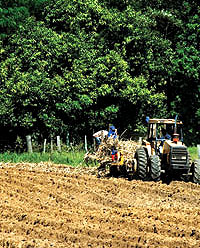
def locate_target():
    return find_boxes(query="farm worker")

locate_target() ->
[111,147,118,162]
[108,125,118,139]
[93,130,108,146]
[161,128,171,141]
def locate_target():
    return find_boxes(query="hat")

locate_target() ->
[110,125,115,130]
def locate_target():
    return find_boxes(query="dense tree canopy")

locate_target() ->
[0,0,199,148]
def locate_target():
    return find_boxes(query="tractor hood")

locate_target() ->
[163,140,187,154]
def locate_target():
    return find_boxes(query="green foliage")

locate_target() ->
[188,147,198,161]
[0,0,199,147]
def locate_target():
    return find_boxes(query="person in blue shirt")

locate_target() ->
[111,146,118,162]
[108,125,118,139]
[161,128,171,140]
[159,128,171,154]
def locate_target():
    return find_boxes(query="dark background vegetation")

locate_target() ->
[0,0,199,150]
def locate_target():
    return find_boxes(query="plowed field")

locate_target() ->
[0,162,200,248]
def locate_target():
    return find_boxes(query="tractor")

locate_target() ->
[135,117,200,183]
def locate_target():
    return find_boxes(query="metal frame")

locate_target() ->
[148,119,183,125]
[147,119,184,153]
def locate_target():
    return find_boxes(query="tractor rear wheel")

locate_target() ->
[136,148,147,180]
[193,159,200,184]
[150,155,161,181]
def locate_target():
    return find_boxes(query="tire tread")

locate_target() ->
[150,155,161,181]
[136,148,147,179]
[193,159,200,184]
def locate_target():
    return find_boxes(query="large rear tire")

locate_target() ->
[193,159,200,184]
[136,148,147,180]
[150,155,161,181]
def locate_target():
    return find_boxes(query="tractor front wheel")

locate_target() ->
[136,148,148,180]
[150,155,161,181]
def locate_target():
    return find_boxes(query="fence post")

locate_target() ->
[85,135,88,152]
[66,132,70,146]
[57,136,61,152]
[92,129,95,149]
[50,135,53,152]
[26,135,33,153]
[43,139,47,153]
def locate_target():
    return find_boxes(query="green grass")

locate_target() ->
[0,150,88,167]
[0,146,198,166]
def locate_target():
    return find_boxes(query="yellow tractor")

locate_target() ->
[136,117,200,183]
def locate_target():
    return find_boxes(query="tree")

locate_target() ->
[0,0,199,147]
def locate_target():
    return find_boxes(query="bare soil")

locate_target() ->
[0,162,200,248]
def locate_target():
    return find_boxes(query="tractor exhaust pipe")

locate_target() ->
[173,115,179,143]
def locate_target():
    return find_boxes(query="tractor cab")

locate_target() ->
[146,118,184,156]
[142,117,191,179]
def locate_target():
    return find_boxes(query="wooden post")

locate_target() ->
[93,137,96,149]
[85,135,88,152]
[57,136,61,152]
[93,129,95,149]
[43,139,47,153]
[66,132,70,146]
[50,135,53,152]
[197,144,200,159]
[26,135,33,153]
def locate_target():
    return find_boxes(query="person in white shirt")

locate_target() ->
[93,130,108,146]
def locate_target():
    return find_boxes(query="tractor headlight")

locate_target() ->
[172,155,186,160]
